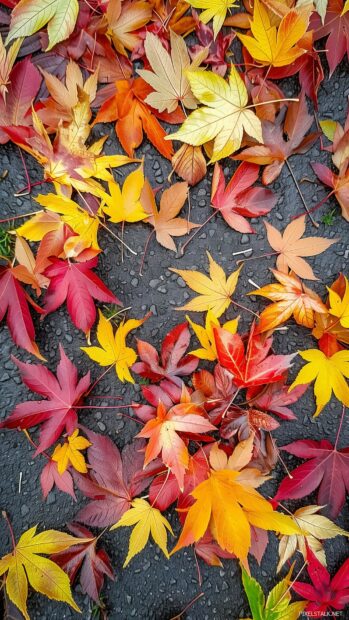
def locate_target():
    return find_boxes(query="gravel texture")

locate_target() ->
[0,62,349,620]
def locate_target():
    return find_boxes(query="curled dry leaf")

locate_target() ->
[171,144,207,186]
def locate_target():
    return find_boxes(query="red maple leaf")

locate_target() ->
[43,256,121,333]
[192,365,238,424]
[311,0,349,76]
[246,379,308,421]
[292,548,349,615]
[132,322,199,385]
[274,439,349,518]
[51,522,114,603]
[211,162,276,233]
[40,458,76,501]
[74,430,151,527]
[214,322,296,389]
[0,346,91,453]
[0,265,43,359]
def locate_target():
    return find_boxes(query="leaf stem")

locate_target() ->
[231,299,259,318]
[0,211,41,224]
[139,228,155,276]
[23,429,51,460]
[2,511,16,550]
[291,189,335,220]
[86,364,114,396]
[169,592,204,620]
[179,209,216,255]
[285,160,318,228]
[236,251,278,265]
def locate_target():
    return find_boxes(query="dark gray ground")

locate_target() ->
[0,61,349,620]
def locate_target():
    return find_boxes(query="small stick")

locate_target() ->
[232,248,253,256]
[179,210,216,255]
[139,229,155,276]
[291,189,335,221]
[248,278,260,289]
[285,160,319,228]
[169,592,204,620]
[0,211,41,224]
[237,251,278,265]
[18,472,23,494]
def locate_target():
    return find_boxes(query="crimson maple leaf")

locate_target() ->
[214,322,296,389]
[132,322,199,385]
[192,365,238,424]
[274,439,349,518]
[0,346,90,453]
[292,548,349,615]
[246,379,308,421]
[211,162,276,233]
[74,430,151,527]
[311,0,349,77]
[0,264,43,359]
[135,380,183,422]
[43,256,121,333]
[51,522,114,603]
[137,401,215,491]
[40,458,76,501]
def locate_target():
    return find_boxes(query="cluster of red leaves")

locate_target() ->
[0,0,348,618]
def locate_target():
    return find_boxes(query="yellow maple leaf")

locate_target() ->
[166,67,263,162]
[328,275,349,328]
[0,35,22,100]
[51,429,91,475]
[102,166,148,223]
[171,444,301,566]
[111,498,173,567]
[170,251,242,318]
[237,0,309,68]
[0,525,89,619]
[289,348,349,417]
[81,310,147,383]
[16,211,62,242]
[186,310,239,360]
[186,0,238,39]
[35,192,102,252]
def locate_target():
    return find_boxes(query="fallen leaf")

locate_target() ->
[102,165,148,223]
[328,274,349,327]
[264,216,338,280]
[141,179,198,251]
[52,429,91,475]
[186,0,238,39]
[237,0,309,67]
[275,438,349,518]
[0,34,22,100]
[187,310,239,361]
[251,270,328,333]
[166,66,263,162]
[105,0,152,57]
[170,251,242,317]
[111,498,173,567]
[7,0,79,51]
[311,0,349,76]
[289,348,349,416]
[0,345,91,453]
[81,310,147,383]
[40,458,76,501]
[171,144,207,186]
[242,565,306,620]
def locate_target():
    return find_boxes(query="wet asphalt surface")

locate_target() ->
[0,59,349,619]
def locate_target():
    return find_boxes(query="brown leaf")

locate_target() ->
[141,180,199,251]
[171,144,206,186]
[264,216,338,280]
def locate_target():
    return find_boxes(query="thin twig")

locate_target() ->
[285,160,318,228]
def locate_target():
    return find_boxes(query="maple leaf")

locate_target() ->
[137,399,215,490]
[111,498,173,567]
[171,144,207,186]
[81,310,147,383]
[138,30,207,113]
[38,60,98,131]
[43,257,121,334]
[242,566,307,620]
[74,429,150,527]
[237,0,309,68]
[51,522,114,603]
[0,345,90,453]
[292,548,349,615]
[170,251,242,318]
[186,0,238,39]
[166,66,263,162]
[311,0,349,76]
[246,379,308,421]
[0,264,43,359]
[192,365,238,424]
[0,34,22,100]
[328,274,349,327]
[190,8,234,77]
[52,429,91,475]
[312,161,349,221]
[94,77,179,160]
[13,235,49,295]
[102,166,148,224]
[171,443,302,565]
[0,57,42,144]
[277,504,349,572]
[214,321,296,389]
[140,179,199,251]
[0,524,87,620]
[289,348,349,416]
[274,438,349,518]
[132,322,199,385]
[105,0,152,56]
[264,216,338,280]
[6,0,79,51]
[251,270,328,333]
[187,310,239,361]
[40,458,76,501]
[35,192,102,252]
[211,162,277,233]
[235,92,319,184]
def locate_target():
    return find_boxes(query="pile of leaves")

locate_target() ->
[0,0,348,618]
